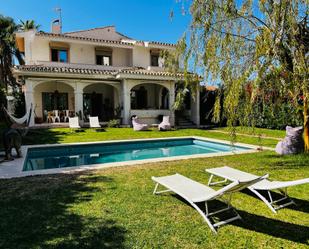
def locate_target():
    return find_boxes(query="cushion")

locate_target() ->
[275,126,304,155]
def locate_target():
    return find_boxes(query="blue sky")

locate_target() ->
[1,0,191,43]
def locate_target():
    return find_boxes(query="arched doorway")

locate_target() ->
[83,83,118,121]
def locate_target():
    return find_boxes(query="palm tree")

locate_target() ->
[0,15,24,91]
[19,19,40,31]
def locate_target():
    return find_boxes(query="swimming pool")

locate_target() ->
[23,137,252,171]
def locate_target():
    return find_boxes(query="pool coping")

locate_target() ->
[0,136,273,179]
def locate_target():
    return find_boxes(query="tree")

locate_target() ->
[0,16,39,118]
[0,15,24,92]
[170,0,309,151]
[19,19,40,31]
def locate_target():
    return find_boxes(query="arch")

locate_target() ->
[128,81,169,92]
[33,81,75,120]
[33,80,75,91]
[83,83,120,121]
[130,83,169,110]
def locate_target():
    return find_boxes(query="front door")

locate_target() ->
[92,93,103,118]
[83,93,103,120]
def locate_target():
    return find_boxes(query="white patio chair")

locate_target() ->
[132,116,148,131]
[158,116,171,131]
[89,116,101,128]
[206,166,309,213]
[69,117,81,129]
[53,110,60,123]
[152,173,267,234]
[64,110,70,122]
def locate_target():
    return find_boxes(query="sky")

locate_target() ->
[0,0,191,44]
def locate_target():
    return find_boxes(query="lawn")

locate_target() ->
[0,128,308,248]
[23,127,281,148]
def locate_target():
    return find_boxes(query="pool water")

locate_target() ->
[23,138,250,171]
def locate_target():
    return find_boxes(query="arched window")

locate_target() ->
[131,84,169,110]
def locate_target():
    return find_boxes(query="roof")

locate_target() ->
[36,31,134,46]
[12,63,184,79]
[205,85,218,91]
[35,25,176,48]
[64,26,132,41]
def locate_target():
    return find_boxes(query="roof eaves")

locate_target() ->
[36,32,134,46]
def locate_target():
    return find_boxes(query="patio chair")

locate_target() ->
[158,116,171,131]
[132,116,148,131]
[53,110,60,123]
[69,117,81,129]
[46,111,53,123]
[64,110,70,122]
[89,116,101,128]
[152,173,268,234]
[206,166,309,213]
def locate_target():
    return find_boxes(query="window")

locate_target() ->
[51,48,69,62]
[150,53,159,67]
[131,86,147,109]
[96,48,112,66]
[42,92,68,112]
[96,55,112,66]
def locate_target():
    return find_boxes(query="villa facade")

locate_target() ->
[12,26,200,127]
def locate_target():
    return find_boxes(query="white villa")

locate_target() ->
[12,25,200,127]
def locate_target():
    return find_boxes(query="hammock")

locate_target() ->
[2,103,33,127]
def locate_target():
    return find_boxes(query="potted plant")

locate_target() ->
[114,106,123,124]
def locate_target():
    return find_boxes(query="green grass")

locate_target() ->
[0,127,308,248]
[213,126,286,139]
[23,127,280,148]
[0,152,308,248]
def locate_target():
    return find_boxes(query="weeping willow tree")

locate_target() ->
[168,0,309,151]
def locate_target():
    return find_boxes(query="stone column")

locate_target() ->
[24,79,35,126]
[169,81,175,126]
[74,82,84,124]
[191,85,200,126]
[121,79,131,125]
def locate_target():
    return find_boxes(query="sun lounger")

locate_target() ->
[152,173,267,233]
[206,166,309,213]
[69,117,81,129]
[89,116,101,128]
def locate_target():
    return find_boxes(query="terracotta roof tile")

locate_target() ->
[13,64,184,78]
[36,32,134,46]
[36,31,176,47]
[13,64,117,75]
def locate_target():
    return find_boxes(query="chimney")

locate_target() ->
[51,19,62,34]
[51,7,62,34]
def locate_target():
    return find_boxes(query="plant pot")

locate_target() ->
[35,117,43,124]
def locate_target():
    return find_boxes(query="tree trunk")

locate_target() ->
[304,96,309,152]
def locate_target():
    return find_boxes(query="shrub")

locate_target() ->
[107,119,120,128]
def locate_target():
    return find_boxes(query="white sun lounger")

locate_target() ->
[152,173,267,233]
[89,116,101,128]
[206,166,309,213]
[69,117,81,129]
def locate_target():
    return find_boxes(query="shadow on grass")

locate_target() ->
[235,210,309,245]
[172,194,308,244]
[0,173,127,249]
[242,188,309,214]
[258,154,309,169]
[23,129,69,145]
